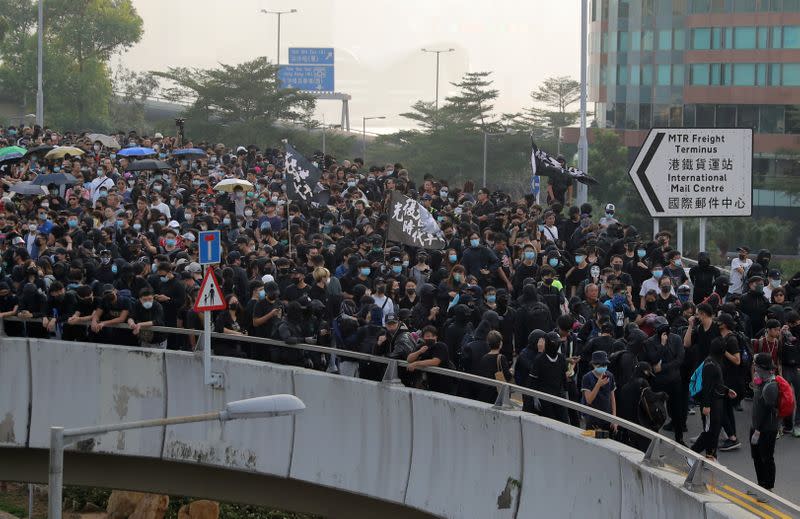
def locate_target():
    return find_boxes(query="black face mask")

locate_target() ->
[424,338,436,347]
[229,303,239,311]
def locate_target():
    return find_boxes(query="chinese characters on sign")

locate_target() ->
[628,129,752,218]
[386,191,447,250]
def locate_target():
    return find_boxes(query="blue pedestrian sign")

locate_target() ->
[198,230,221,265]
[278,65,335,92]
[288,47,334,65]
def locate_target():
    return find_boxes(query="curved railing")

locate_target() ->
[1,316,797,518]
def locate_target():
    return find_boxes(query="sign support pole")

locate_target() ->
[203,264,212,386]
[677,218,684,254]
[653,218,659,239]
[699,217,707,253]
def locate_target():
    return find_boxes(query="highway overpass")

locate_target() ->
[0,337,783,518]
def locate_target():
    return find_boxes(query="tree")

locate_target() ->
[0,0,143,129]
[152,57,316,125]
[109,66,160,133]
[443,71,501,131]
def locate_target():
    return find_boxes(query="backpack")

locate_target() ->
[689,359,713,397]
[735,331,753,366]
[775,376,796,418]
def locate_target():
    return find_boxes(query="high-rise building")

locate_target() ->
[571,0,800,217]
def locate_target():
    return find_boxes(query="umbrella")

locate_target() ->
[0,146,27,157]
[31,172,79,186]
[171,148,206,158]
[126,159,172,172]
[0,152,24,164]
[87,133,120,149]
[24,145,54,158]
[9,181,47,195]
[214,178,255,193]
[45,146,85,160]
[118,147,156,157]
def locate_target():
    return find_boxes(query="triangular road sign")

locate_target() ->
[194,268,227,312]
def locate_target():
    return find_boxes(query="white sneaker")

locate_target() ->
[793,426,800,438]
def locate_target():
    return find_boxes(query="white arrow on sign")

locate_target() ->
[628,128,753,218]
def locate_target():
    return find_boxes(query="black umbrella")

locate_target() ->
[126,159,172,172]
[24,145,55,158]
[31,172,79,186]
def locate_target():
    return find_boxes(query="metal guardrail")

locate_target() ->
[2,316,798,517]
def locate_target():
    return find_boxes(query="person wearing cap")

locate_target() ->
[90,284,132,344]
[731,246,753,295]
[644,318,686,444]
[598,203,618,228]
[750,352,781,491]
[740,275,769,337]
[763,269,782,302]
[581,349,617,431]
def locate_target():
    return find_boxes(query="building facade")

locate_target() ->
[581,0,800,217]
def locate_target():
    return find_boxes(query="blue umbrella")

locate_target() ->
[32,172,79,186]
[0,152,24,164]
[118,147,156,157]
[171,148,206,158]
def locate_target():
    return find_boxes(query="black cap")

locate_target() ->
[717,313,736,329]
[754,352,775,371]
[386,313,399,324]
[737,245,750,253]
[591,350,610,366]
[100,283,115,294]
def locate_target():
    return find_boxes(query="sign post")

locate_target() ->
[196,231,223,386]
[629,128,753,252]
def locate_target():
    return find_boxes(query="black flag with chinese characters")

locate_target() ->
[386,191,447,250]
[283,140,322,202]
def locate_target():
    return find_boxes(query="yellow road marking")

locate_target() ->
[720,485,792,519]
[709,486,777,519]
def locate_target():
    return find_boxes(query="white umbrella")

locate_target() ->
[87,133,121,149]
[213,178,255,193]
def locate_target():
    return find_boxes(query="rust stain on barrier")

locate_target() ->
[0,413,15,443]
[113,384,163,419]
[165,439,257,470]
[497,477,520,509]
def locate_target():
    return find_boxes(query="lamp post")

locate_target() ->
[482,129,515,189]
[362,116,385,165]
[421,48,455,113]
[577,0,589,206]
[36,0,43,127]
[48,395,305,519]
[260,9,297,67]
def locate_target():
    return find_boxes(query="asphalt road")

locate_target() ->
[677,398,800,500]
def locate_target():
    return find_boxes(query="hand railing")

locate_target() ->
[1,315,797,517]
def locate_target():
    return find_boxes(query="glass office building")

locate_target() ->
[579,0,800,216]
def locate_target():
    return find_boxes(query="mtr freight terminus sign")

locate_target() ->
[629,128,753,218]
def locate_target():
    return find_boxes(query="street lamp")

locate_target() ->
[577,0,589,206]
[482,129,516,189]
[48,395,305,519]
[362,116,385,165]
[36,0,43,127]
[260,9,297,67]
[421,48,455,113]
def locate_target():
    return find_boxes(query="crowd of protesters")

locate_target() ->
[0,124,798,492]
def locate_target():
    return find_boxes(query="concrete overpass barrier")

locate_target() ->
[0,339,783,518]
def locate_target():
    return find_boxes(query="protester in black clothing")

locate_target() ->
[17,282,48,338]
[691,338,736,461]
[42,281,75,339]
[529,331,569,423]
[617,361,656,452]
[90,284,132,344]
[476,331,512,403]
[689,252,720,304]
[780,311,800,435]
[740,275,770,338]
[214,293,246,356]
[406,325,451,393]
[644,319,686,444]
[127,288,166,348]
[750,353,780,490]
[155,261,186,350]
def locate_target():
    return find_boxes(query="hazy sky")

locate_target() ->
[119,0,581,131]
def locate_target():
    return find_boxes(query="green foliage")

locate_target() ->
[62,486,112,511]
[0,493,26,517]
[707,217,795,256]
[774,258,800,277]
[153,57,316,126]
[109,65,160,134]
[0,0,143,129]
[443,71,501,131]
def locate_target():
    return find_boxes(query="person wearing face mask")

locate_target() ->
[655,278,679,315]
[565,248,589,296]
[663,251,688,289]
[475,331,513,404]
[405,325,452,394]
[89,164,114,204]
[538,266,566,322]
[94,250,116,285]
[460,232,504,288]
[763,269,782,302]
[645,319,686,444]
[749,353,781,491]
[89,284,132,345]
[616,361,663,452]
[126,288,166,348]
[511,244,539,297]
[639,262,666,310]
[740,275,769,337]
[581,350,617,432]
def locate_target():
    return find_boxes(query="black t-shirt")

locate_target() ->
[416,341,451,393]
[476,352,512,403]
[98,295,132,322]
[690,322,720,370]
[530,352,567,395]
[251,299,279,338]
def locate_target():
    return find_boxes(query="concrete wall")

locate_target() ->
[0,339,763,519]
